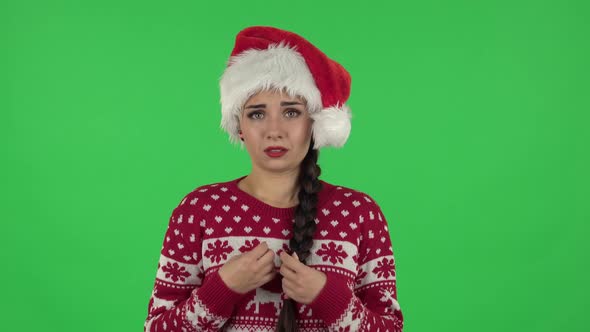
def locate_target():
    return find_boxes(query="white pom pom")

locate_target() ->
[310,104,352,149]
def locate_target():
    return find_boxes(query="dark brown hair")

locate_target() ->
[275,137,322,332]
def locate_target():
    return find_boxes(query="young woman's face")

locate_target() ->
[239,89,313,173]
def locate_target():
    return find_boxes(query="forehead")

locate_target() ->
[244,88,305,105]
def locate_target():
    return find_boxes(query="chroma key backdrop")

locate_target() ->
[1,0,588,331]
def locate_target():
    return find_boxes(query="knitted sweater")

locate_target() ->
[144,175,404,332]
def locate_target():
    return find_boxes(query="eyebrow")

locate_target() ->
[244,101,304,109]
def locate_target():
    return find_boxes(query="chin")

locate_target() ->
[259,160,295,172]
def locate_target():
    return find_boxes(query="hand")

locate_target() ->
[279,251,327,305]
[218,241,277,294]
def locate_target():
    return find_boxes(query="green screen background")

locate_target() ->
[2,0,588,331]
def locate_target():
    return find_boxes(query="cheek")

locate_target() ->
[293,125,312,153]
[297,121,313,141]
[240,125,256,139]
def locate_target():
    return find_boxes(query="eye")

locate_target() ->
[285,109,301,118]
[247,111,264,119]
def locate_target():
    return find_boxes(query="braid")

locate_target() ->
[276,138,322,332]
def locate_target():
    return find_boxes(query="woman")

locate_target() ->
[144,26,404,332]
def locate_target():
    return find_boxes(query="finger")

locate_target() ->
[280,251,299,272]
[282,277,296,293]
[279,250,292,263]
[258,247,275,262]
[255,248,275,267]
[264,269,277,279]
[249,241,269,260]
[261,260,277,275]
[269,265,279,275]
[279,264,297,280]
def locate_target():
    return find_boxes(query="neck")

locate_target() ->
[239,168,301,208]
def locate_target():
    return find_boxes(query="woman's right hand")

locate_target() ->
[218,241,277,294]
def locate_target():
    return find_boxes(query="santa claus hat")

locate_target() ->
[219,26,352,149]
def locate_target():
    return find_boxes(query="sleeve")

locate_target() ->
[144,194,248,332]
[307,193,404,332]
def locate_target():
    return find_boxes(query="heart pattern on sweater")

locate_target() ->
[150,180,402,331]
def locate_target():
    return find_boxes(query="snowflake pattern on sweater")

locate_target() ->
[144,175,404,331]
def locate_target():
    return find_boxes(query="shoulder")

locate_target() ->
[320,182,392,250]
[172,178,236,210]
[319,180,383,212]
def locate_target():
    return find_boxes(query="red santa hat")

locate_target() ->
[219,26,352,149]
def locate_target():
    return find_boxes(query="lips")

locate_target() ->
[264,146,288,158]
[264,146,288,152]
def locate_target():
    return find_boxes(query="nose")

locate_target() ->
[265,112,285,140]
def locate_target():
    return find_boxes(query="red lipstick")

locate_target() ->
[264,146,288,158]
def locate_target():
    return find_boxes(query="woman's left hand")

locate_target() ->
[279,251,327,305]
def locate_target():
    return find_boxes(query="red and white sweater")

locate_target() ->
[144,175,404,332]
